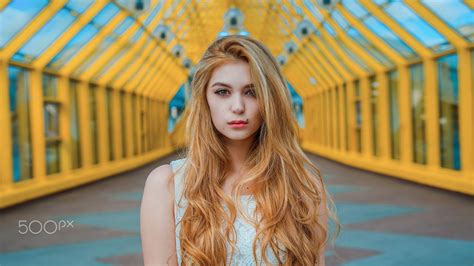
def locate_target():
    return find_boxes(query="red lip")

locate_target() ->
[228,120,248,125]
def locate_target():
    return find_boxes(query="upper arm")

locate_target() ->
[140,164,178,266]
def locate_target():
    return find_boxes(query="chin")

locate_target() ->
[222,132,255,141]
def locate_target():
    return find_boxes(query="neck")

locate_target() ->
[224,137,254,174]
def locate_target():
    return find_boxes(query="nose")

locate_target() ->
[231,95,244,114]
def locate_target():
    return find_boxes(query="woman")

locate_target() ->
[141,35,338,265]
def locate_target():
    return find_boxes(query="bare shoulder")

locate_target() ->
[140,164,178,265]
[146,164,174,187]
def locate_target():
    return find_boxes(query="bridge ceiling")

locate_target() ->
[0,0,472,100]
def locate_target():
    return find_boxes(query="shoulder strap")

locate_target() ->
[170,158,187,207]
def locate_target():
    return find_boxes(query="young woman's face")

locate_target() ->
[206,60,263,142]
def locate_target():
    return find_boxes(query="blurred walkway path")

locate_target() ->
[1,152,473,266]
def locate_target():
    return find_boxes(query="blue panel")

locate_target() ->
[45,3,120,70]
[15,9,76,62]
[422,0,474,42]
[67,0,94,14]
[0,0,49,47]
[376,1,450,51]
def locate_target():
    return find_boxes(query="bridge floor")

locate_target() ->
[1,152,473,265]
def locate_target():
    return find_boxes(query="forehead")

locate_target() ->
[208,60,252,87]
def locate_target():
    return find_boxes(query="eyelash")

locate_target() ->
[215,89,256,97]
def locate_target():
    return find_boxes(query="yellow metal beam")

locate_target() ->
[309,35,352,81]
[336,4,405,66]
[0,61,13,191]
[95,86,109,163]
[302,40,344,84]
[319,30,367,77]
[0,0,10,11]
[360,77,373,157]
[84,0,180,82]
[59,11,128,76]
[458,48,473,173]
[110,39,161,89]
[29,70,46,180]
[58,77,72,173]
[32,0,108,69]
[0,0,67,61]
[319,8,385,72]
[294,52,332,88]
[79,22,142,80]
[464,0,474,9]
[283,65,311,98]
[423,59,440,167]
[96,0,175,86]
[376,72,391,160]
[405,1,468,49]
[77,81,93,167]
[359,0,432,58]
[398,66,413,164]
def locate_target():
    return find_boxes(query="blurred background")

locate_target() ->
[0,0,473,265]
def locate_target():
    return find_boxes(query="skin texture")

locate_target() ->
[206,60,263,191]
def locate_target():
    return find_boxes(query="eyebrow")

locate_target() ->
[210,82,255,89]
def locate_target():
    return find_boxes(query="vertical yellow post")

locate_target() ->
[423,59,440,168]
[77,81,92,168]
[0,60,13,191]
[124,92,134,158]
[339,84,347,152]
[458,49,473,173]
[96,86,109,164]
[331,86,338,150]
[377,72,391,160]
[142,96,147,153]
[136,95,142,154]
[398,66,413,164]
[112,90,123,160]
[58,77,72,172]
[347,82,356,153]
[360,77,372,157]
[29,70,46,180]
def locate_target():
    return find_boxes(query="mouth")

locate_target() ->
[228,120,248,128]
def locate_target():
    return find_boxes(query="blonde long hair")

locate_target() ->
[176,35,339,265]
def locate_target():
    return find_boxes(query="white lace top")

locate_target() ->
[170,158,284,265]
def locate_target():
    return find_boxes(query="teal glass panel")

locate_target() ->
[330,8,393,66]
[375,0,450,52]
[422,0,474,42]
[14,8,77,62]
[437,54,460,170]
[303,0,323,22]
[334,4,416,58]
[0,0,48,47]
[43,74,61,175]
[45,3,120,70]
[73,16,134,76]
[9,65,33,182]
[92,28,145,81]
